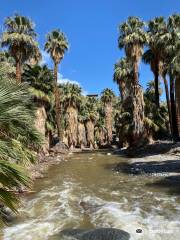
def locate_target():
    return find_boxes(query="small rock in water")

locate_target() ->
[60,228,130,240]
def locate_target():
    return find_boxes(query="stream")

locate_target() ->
[3,151,180,240]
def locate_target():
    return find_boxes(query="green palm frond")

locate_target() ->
[101,88,115,103]
[44,30,69,64]
[1,14,41,64]
[61,83,82,109]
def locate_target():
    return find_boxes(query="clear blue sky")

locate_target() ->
[0,0,180,96]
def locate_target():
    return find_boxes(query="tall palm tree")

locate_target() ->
[77,96,88,149]
[159,14,180,140]
[61,83,82,149]
[159,59,172,134]
[143,49,172,133]
[173,52,180,135]
[1,14,40,83]
[146,17,167,107]
[118,16,147,146]
[84,97,98,149]
[113,57,132,100]
[101,88,115,145]
[22,64,54,151]
[44,30,69,140]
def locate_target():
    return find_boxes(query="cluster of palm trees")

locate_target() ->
[114,15,180,146]
[60,85,116,149]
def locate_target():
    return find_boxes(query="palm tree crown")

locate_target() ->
[113,57,132,100]
[101,88,115,103]
[44,30,69,66]
[61,83,82,109]
[118,16,147,60]
[1,14,40,83]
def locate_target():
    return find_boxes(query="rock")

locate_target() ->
[0,206,16,223]
[50,141,69,154]
[60,228,130,240]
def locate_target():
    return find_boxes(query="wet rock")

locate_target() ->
[0,206,16,223]
[60,228,130,240]
[50,141,69,154]
[79,201,104,213]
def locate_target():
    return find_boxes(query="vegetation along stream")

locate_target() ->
[3,151,180,240]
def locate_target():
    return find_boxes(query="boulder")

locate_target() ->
[50,141,69,154]
[59,228,130,240]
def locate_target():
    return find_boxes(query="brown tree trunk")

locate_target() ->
[170,70,179,141]
[86,120,95,149]
[175,76,180,137]
[130,55,145,147]
[133,60,139,85]
[16,60,21,83]
[53,62,62,140]
[154,62,160,108]
[78,122,87,148]
[66,106,78,149]
[119,81,126,101]
[105,102,113,145]
[34,105,49,154]
[130,84,145,147]
[162,74,172,135]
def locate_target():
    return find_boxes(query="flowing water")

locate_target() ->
[3,151,180,240]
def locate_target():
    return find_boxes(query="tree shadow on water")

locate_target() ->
[115,142,178,158]
[114,160,180,174]
[146,175,180,195]
[114,159,180,195]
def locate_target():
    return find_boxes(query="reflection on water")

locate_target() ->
[3,151,180,240]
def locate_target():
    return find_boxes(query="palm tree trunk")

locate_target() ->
[162,74,172,135]
[175,76,180,138]
[119,82,126,101]
[16,60,21,83]
[66,106,78,148]
[86,120,95,149]
[154,63,160,107]
[105,102,113,145]
[133,60,139,85]
[130,84,145,147]
[53,62,62,140]
[78,122,87,148]
[170,69,179,141]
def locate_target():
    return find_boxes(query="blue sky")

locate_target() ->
[0,0,180,96]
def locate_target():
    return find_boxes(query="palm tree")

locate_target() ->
[61,83,82,149]
[1,14,40,83]
[44,30,69,140]
[22,64,54,151]
[142,49,172,133]
[173,52,180,135]
[113,58,132,100]
[159,59,172,134]
[118,16,147,146]
[101,88,115,145]
[159,14,180,140]
[77,97,88,149]
[118,16,147,84]
[94,99,108,147]
[0,64,42,223]
[84,97,98,149]
[145,17,167,107]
